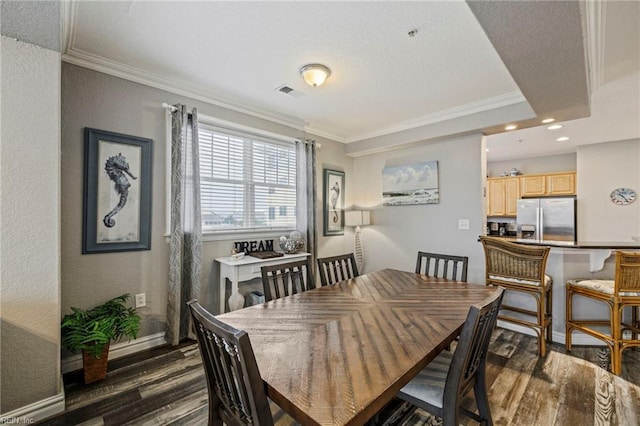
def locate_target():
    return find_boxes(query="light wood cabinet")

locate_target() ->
[521,172,576,197]
[487,172,575,217]
[487,177,520,217]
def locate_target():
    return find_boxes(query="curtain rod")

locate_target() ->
[162,102,178,112]
[163,102,321,148]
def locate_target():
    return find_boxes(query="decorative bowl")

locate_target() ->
[230,252,245,260]
[279,238,304,254]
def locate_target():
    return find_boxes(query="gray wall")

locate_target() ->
[577,138,640,241]
[487,152,576,177]
[0,37,61,414]
[61,63,353,341]
[351,134,486,282]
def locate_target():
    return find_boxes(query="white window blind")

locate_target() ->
[198,124,297,233]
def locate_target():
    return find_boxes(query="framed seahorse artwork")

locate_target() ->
[83,128,153,253]
[323,169,345,236]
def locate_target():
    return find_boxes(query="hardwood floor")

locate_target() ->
[38,329,640,426]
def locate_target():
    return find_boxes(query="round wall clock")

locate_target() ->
[610,187,637,205]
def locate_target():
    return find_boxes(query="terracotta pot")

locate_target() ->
[82,344,110,384]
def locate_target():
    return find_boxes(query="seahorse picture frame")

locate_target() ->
[83,128,153,254]
[323,169,345,236]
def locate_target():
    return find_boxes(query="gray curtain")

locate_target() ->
[167,104,202,345]
[296,139,317,280]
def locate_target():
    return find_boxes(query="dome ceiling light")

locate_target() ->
[300,64,331,88]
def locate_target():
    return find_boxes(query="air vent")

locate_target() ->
[275,85,304,98]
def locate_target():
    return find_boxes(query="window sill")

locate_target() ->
[163,228,295,243]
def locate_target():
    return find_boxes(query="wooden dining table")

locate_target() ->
[216,268,499,426]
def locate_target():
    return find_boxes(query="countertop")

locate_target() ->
[490,237,640,249]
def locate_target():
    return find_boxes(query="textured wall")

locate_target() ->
[0,36,61,413]
[351,134,485,281]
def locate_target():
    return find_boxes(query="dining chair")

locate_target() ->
[415,251,469,282]
[260,258,315,302]
[396,287,504,426]
[187,300,296,426]
[479,236,552,356]
[316,253,359,286]
[566,251,640,375]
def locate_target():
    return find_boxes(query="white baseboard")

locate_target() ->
[61,331,167,374]
[0,391,65,424]
[496,320,606,346]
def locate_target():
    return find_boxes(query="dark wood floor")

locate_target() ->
[38,328,640,426]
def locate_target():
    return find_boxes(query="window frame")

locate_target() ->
[165,112,299,241]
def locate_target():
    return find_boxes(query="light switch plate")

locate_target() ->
[135,293,146,308]
[458,219,470,230]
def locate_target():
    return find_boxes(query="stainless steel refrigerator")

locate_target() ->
[516,197,577,242]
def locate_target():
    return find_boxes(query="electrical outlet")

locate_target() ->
[135,293,146,308]
[458,219,470,230]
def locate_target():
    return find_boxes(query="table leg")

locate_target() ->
[228,268,245,311]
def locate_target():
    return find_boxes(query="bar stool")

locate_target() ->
[480,236,552,356]
[566,251,640,375]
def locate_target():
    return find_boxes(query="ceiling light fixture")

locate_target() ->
[547,124,563,130]
[505,124,518,131]
[557,136,570,142]
[300,64,331,87]
[541,118,555,124]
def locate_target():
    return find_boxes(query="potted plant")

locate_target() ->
[61,294,141,384]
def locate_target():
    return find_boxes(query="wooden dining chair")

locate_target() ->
[187,300,296,426]
[316,253,359,286]
[415,251,469,282]
[397,287,504,426]
[480,236,552,356]
[260,258,315,302]
[566,251,640,375]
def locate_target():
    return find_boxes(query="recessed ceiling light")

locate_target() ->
[486,148,490,152]
[547,124,563,130]
[541,118,555,124]
[505,124,517,131]
[556,136,570,142]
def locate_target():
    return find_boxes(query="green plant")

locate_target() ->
[61,294,141,358]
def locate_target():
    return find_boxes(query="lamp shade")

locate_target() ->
[345,210,370,227]
[300,64,331,87]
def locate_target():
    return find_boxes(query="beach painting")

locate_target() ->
[382,161,439,206]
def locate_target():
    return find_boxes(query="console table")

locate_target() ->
[216,252,310,313]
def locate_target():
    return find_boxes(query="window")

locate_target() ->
[198,123,297,233]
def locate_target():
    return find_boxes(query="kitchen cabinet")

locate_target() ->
[487,171,575,217]
[521,172,576,197]
[487,177,520,217]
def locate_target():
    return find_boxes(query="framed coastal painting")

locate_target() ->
[83,128,154,253]
[382,160,439,206]
[323,169,345,236]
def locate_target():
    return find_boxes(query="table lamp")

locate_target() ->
[345,210,371,272]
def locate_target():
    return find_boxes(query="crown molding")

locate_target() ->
[343,90,526,144]
[584,0,606,93]
[61,1,306,132]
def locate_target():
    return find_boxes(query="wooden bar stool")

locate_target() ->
[566,251,640,375]
[480,236,552,356]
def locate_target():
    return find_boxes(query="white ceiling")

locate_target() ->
[62,1,640,160]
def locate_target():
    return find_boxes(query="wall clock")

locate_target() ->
[610,187,637,205]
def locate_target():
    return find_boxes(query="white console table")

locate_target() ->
[216,252,310,313]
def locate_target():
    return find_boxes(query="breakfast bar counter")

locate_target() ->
[481,236,640,346]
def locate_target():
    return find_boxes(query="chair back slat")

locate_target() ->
[261,258,314,302]
[188,300,274,426]
[317,253,360,286]
[415,251,469,282]
[445,288,504,400]
[615,251,640,294]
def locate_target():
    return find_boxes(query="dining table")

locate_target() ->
[216,268,499,426]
